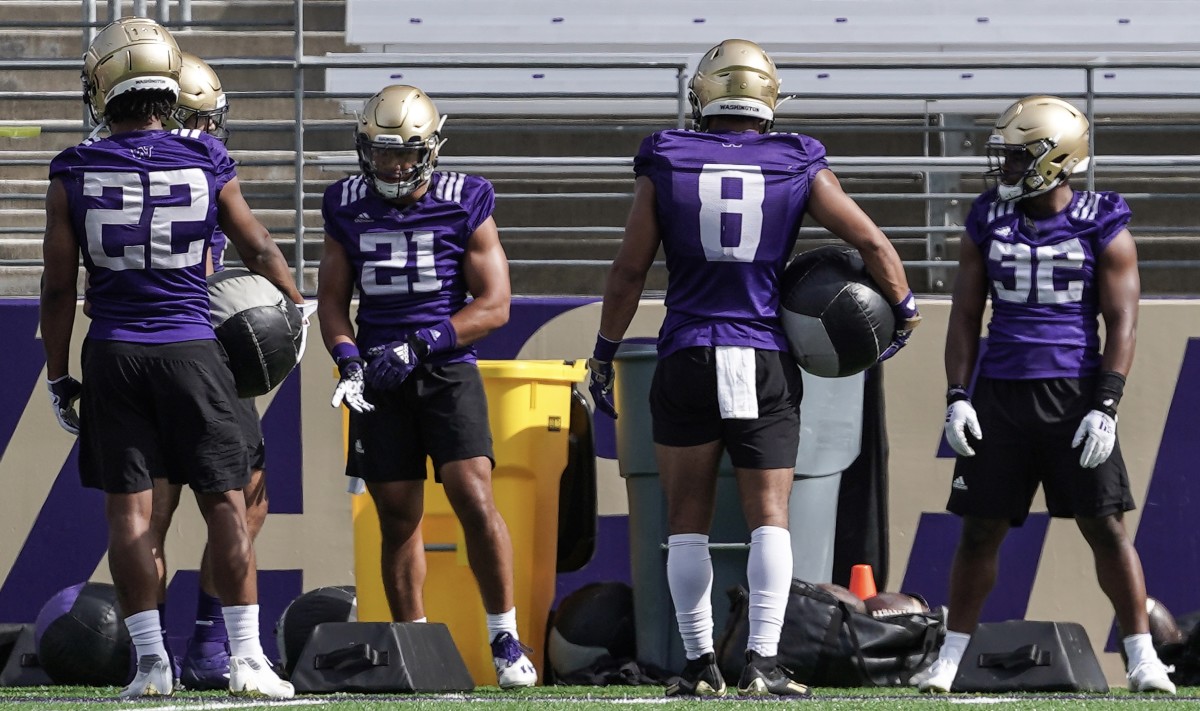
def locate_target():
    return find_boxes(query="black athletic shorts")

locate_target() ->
[233,396,265,471]
[947,376,1135,526]
[79,339,251,495]
[649,347,803,469]
[346,362,495,482]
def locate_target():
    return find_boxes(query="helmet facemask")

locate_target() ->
[356,121,445,200]
[170,99,230,143]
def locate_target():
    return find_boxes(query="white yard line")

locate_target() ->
[136,699,331,711]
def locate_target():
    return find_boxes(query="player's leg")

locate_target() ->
[418,363,534,688]
[723,350,808,697]
[159,340,291,698]
[915,378,1039,693]
[366,478,427,622]
[148,480,183,679]
[80,340,174,697]
[648,348,728,697]
[182,396,266,690]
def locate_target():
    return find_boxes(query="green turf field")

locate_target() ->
[1,685,1198,710]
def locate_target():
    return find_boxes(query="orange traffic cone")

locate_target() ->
[849,564,877,600]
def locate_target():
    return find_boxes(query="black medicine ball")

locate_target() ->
[275,585,357,677]
[780,245,895,378]
[208,268,303,398]
[34,582,132,686]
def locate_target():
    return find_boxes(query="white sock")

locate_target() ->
[486,608,518,643]
[125,609,169,663]
[667,533,714,660]
[746,526,792,658]
[940,630,971,666]
[409,617,427,624]
[1123,633,1155,670]
[223,604,264,659]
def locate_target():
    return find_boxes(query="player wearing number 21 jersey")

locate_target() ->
[587,39,917,699]
[317,84,537,689]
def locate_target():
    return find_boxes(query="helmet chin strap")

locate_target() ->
[86,119,108,141]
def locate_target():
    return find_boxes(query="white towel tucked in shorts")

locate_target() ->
[715,346,758,419]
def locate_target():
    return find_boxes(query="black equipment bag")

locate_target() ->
[717,579,944,687]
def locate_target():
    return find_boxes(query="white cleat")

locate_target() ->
[1128,659,1177,694]
[491,632,537,689]
[912,657,958,693]
[228,655,295,699]
[119,654,175,699]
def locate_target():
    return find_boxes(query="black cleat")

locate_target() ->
[665,652,727,697]
[736,651,811,697]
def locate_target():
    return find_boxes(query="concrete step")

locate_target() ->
[0,29,351,60]
[3,0,345,28]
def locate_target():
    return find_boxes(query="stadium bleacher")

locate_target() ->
[4,0,1200,295]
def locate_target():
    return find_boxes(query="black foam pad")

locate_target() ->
[953,621,1108,693]
[290,622,474,693]
[0,625,52,687]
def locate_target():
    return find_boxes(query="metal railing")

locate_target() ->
[4,2,1200,294]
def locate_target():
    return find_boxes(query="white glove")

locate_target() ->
[47,375,82,436]
[331,359,374,414]
[1072,409,1116,468]
[944,400,982,457]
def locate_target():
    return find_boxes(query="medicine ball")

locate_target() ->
[780,245,894,378]
[548,582,635,677]
[35,582,132,686]
[275,585,357,677]
[208,268,304,398]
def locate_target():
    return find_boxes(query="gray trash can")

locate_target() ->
[615,344,865,673]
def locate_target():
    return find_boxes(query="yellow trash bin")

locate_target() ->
[351,359,586,685]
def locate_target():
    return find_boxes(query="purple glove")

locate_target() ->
[588,333,620,419]
[878,291,921,363]
[365,320,457,391]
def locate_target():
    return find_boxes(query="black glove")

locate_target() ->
[47,375,82,435]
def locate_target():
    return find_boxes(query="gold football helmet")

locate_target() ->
[688,39,781,131]
[986,95,1090,202]
[82,17,182,123]
[355,85,447,199]
[165,52,229,142]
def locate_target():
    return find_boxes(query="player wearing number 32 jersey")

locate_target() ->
[317,84,537,689]
[587,39,917,698]
[914,95,1175,695]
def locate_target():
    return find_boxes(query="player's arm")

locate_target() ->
[598,175,660,341]
[806,168,910,304]
[942,233,989,456]
[455,215,511,345]
[40,178,78,380]
[1096,228,1139,377]
[218,177,303,303]
[317,233,357,352]
[945,234,988,387]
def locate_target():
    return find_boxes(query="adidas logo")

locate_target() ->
[430,328,442,341]
[354,212,373,223]
[952,476,968,491]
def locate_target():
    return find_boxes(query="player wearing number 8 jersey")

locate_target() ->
[587,39,917,698]
[914,95,1174,695]
[39,18,300,699]
[317,84,536,689]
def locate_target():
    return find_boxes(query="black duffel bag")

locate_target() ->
[717,579,945,687]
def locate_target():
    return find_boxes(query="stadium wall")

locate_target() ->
[1,296,1199,683]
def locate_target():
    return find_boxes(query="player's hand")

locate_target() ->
[365,340,420,391]
[47,375,82,435]
[1072,409,1116,468]
[587,358,618,419]
[878,291,922,363]
[331,356,374,413]
[944,399,982,457]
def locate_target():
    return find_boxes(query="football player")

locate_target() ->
[913,95,1175,695]
[144,51,271,691]
[40,18,298,699]
[586,39,918,697]
[317,85,537,688]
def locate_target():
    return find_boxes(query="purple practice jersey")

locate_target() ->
[634,129,829,358]
[966,188,1133,379]
[322,171,495,362]
[49,128,235,343]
